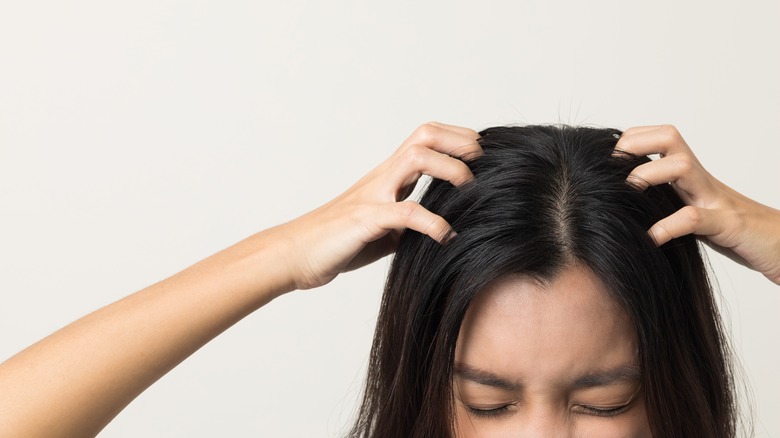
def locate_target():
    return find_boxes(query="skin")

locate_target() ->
[616,125,780,284]
[453,266,651,437]
[0,122,777,436]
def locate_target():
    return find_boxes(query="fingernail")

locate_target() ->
[445,229,458,243]
[647,228,660,247]
[626,173,648,191]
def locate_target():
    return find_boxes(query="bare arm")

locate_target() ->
[0,122,482,437]
[0,226,297,437]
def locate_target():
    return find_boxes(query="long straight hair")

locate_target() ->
[349,125,738,437]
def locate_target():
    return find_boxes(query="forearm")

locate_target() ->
[0,225,297,437]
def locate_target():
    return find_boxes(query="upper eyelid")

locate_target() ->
[573,403,632,417]
[466,403,514,418]
[464,400,517,412]
[467,402,515,409]
[574,402,630,410]
[571,393,638,416]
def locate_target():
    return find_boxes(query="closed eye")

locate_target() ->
[466,404,513,418]
[575,403,631,417]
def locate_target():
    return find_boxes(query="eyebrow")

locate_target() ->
[454,362,520,391]
[572,365,641,388]
[453,362,641,391]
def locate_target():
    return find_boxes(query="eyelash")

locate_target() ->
[576,404,631,417]
[467,405,513,418]
[466,403,630,419]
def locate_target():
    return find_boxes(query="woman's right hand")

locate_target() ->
[276,122,483,291]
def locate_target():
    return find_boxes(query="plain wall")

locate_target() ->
[0,1,778,436]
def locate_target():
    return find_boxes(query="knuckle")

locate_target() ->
[681,206,702,226]
[626,171,648,190]
[435,216,449,232]
[455,163,475,185]
[655,222,673,240]
[425,215,448,236]
[660,124,682,142]
[464,143,484,160]
[400,143,427,167]
[413,123,439,142]
[397,200,419,218]
[674,154,695,173]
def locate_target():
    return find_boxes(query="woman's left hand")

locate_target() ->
[615,124,780,285]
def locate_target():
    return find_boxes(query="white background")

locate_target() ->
[1,1,778,436]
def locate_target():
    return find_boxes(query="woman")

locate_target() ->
[0,122,777,437]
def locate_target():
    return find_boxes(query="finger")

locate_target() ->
[615,125,691,157]
[619,125,672,136]
[648,206,724,246]
[404,123,484,161]
[626,152,709,199]
[391,144,476,191]
[426,121,481,140]
[448,141,483,161]
[379,200,456,244]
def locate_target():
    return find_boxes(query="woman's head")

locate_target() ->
[350,125,737,437]
[453,265,647,436]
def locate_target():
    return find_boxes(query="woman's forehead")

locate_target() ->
[455,265,638,387]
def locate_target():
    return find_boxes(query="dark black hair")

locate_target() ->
[350,124,738,437]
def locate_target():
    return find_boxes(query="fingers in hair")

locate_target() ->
[404,122,484,161]
[648,206,723,246]
[380,200,456,244]
[391,143,476,192]
[627,152,705,199]
[425,121,481,141]
[615,124,690,157]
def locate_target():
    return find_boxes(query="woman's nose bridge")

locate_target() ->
[512,403,570,437]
